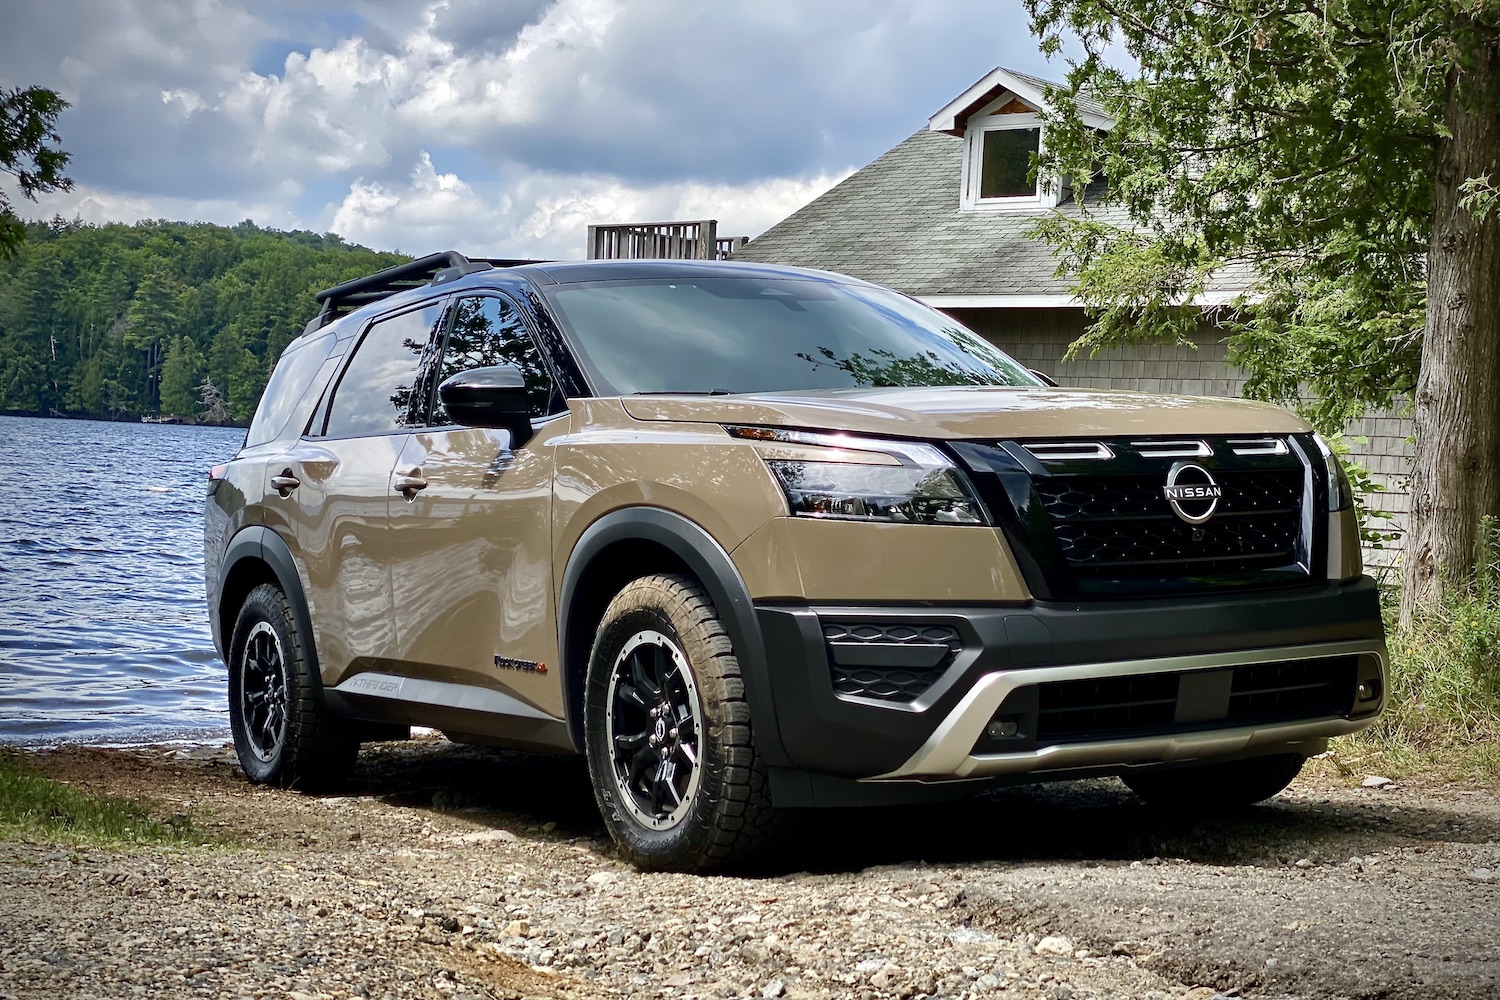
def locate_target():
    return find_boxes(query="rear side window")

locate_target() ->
[429,295,554,424]
[324,303,442,438]
[246,332,337,447]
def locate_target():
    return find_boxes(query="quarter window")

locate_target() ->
[324,303,441,437]
[430,295,553,424]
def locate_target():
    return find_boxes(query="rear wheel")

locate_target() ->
[1122,753,1306,809]
[228,583,356,790]
[584,573,783,871]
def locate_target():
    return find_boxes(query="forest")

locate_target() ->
[0,218,408,423]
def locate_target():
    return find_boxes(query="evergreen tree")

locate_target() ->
[1026,0,1500,618]
[159,335,203,419]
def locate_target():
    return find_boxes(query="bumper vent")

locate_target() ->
[823,622,962,703]
[976,655,1361,753]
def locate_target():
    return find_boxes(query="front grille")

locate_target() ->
[953,436,1318,599]
[978,655,1360,751]
[1037,469,1304,579]
[823,622,962,703]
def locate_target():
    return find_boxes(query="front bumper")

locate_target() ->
[755,578,1387,783]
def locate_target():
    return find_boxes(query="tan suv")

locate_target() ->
[205,251,1387,871]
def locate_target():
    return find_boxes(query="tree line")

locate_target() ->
[0,218,408,423]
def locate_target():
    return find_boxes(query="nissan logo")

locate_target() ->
[1163,462,1223,524]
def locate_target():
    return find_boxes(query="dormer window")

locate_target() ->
[929,67,1113,215]
[963,109,1051,210]
[959,101,1055,211]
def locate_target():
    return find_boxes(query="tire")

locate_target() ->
[1122,753,1306,809]
[583,573,783,871]
[227,583,357,791]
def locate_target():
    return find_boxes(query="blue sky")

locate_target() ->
[3,0,1075,258]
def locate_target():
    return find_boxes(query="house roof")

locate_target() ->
[733,126,1251,307]
[928,66,1111,136]
[732,127,1110,300]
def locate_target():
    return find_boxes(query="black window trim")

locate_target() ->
[415,287,568,430]
[311,294,452,441]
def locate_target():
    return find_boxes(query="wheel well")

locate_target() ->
[217,558,278,654]
[562,538,694,749]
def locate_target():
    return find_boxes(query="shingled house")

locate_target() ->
[731,66,1412,568]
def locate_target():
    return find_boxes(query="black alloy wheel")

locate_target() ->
[605,628,703,830]
[238,620,290,763]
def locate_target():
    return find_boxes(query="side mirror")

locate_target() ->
[1029,368,1059,387]
[438,365,533,447]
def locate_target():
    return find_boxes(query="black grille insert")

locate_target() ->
[977,655,1360,752]
[823,622,962,703]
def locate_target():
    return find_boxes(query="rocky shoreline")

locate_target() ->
[1,742,1497,999]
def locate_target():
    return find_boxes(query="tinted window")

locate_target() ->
[246,331,337,446]
[545,277,1040,396]
[324,304,440,437]
[430,295,553,423]
[980,127,1039,199]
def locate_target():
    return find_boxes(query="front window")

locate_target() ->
[979,126,1040,199]
[962,109,1053,211]
[544,275,1041,396]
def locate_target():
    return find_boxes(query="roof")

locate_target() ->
[928,66,1111,136]
[733,128,1252,306]
[733,128,1104,298]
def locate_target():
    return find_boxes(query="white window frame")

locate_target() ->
[961,109,1058,213]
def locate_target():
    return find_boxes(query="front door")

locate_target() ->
[387,293,568,727]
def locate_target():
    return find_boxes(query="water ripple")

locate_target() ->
[0,415,246,745]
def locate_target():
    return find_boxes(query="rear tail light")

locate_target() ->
[207,463,229,495]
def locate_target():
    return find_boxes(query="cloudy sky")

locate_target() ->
[4,0,1073,259]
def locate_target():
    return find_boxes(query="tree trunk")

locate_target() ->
[1402,42,1500,623]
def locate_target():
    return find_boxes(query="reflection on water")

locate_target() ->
[0,415,245,745]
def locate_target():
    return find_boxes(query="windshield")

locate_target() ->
[544,275,1041,395]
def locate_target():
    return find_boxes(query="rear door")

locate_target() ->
[276,300,447,687]
[387,292,569,725]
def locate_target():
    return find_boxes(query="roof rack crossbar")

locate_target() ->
[303,251,547,335]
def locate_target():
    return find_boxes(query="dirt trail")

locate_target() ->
[0,742,1495,999]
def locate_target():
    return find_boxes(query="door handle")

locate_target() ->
[270,472,300,497]
[394,473,428,500]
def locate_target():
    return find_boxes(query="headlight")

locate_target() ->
[727,426,989,525]
[1313,434,1353,512]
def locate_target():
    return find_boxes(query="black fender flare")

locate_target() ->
[557,507,790,766]
[217,525,323,693]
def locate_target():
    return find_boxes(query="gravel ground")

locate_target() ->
[0,741,1496,1000]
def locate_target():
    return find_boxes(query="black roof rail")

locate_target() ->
[302,251,542,333]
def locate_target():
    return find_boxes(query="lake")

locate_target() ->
[0,415,246,745]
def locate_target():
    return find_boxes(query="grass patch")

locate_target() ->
[0,752,216,846]
[1332,540,1500,780]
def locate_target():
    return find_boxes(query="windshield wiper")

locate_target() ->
[630,389,735,395]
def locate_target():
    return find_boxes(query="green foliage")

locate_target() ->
[1023,0,1495,427]
[0,219,407,422]
[0,753,214,846]
[0,86,73,259]
[1342,522,1500,774]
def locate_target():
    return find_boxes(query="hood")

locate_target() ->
[620,385,1310,440]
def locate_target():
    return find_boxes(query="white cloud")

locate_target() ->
[323,151,851,259]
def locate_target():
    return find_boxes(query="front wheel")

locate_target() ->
[584,574,783,871]
[1122,753,1306,809]
[227,583,356,790]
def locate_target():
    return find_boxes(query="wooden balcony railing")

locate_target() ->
[587,220,747,261]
